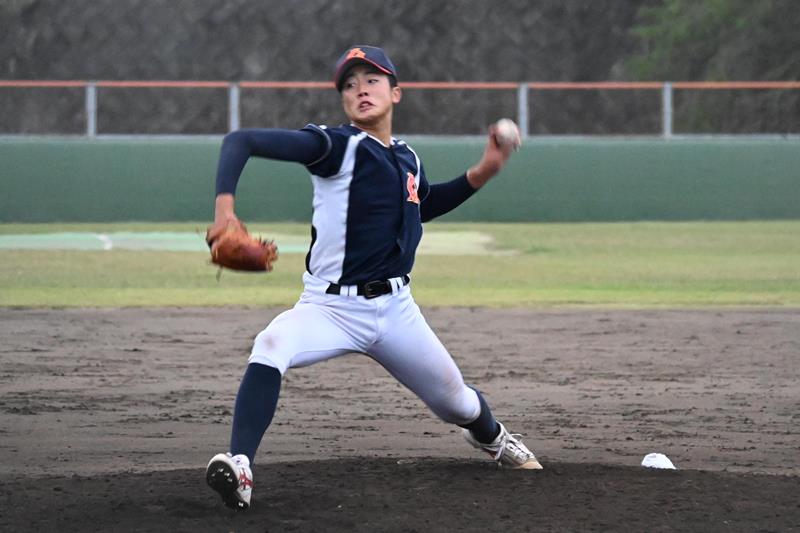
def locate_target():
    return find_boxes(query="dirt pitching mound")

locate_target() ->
[4,458,798,532]
[2,307,799,531]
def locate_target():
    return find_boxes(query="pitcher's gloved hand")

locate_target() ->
[205,219,278,272]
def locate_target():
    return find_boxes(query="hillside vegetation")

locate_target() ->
[1,0,797,134]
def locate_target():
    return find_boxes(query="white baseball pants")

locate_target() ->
[249,272,481,425]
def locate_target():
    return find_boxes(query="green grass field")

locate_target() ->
[1,221,798,307]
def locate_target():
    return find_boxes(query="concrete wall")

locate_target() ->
[2,137,798,222]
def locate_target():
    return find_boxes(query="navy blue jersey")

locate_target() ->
[214,125,477,286]
[303,124,429,285]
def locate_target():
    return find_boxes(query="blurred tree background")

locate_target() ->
[1,0,797,135]
[626,0,800,133]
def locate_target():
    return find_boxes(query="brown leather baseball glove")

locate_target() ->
[205,219,278,272]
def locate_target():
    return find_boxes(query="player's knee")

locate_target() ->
[427,386,480,425]
[250,331,290,374]
[254,330,280,351]
[248,352,288,374]
[432,404,478,426]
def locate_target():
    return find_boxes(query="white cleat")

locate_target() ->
[205,452,253,510]
[463,422,543,470]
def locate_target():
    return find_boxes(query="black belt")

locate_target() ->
[326,275,410,299]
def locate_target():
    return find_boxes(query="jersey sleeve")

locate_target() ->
[417,161,430,203]
[215,127,328,195]
[303,125,351,178]
[419,173,477,222]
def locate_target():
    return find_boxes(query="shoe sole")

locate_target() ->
[206,459,249,510]
[477,448,543,470]
[503,458,544,470]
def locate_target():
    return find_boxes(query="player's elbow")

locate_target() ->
[222,130,263,157]
[222,129,249,148]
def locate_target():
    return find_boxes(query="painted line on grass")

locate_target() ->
[95,233,113,250]
[0,231,508,255]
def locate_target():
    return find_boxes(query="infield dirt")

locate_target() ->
[1,307,799,531]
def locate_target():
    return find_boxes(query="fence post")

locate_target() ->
[86,83,97,137]
[517,83,529,137]
[229,83,240,132]
[662,82,673,138]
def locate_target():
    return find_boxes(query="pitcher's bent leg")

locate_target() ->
[368,303,482,425]
[249,303,360,374]
[232,301,361,463]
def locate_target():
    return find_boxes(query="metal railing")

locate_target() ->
[2,80,799,137]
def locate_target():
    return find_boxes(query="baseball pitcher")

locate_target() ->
[205,45,540,511]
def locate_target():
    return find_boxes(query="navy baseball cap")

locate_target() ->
[334,45,397,91]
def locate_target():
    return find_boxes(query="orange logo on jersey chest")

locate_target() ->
[406,172,420,204]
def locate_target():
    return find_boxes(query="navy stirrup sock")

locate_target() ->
[229,363,282,464]
[460,386,501,444]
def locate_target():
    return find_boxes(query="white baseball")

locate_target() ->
[493,118,522,150]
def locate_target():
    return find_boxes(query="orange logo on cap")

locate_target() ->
[346,48,366,60]
[406,172,420,204]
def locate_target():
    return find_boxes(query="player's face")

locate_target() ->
[340,65,401,127]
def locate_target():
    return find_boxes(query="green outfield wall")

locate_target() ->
[1,137,798,222]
